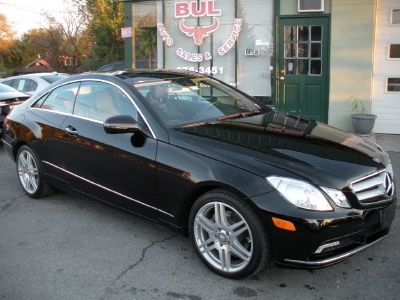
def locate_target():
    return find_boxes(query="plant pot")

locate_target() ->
[351,113,377,135]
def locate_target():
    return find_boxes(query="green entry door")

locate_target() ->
[277,17,329,123]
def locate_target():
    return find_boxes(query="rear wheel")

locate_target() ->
[17,145,55,198]
[189,189,270,279]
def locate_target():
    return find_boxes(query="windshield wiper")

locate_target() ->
[216,111,261,121]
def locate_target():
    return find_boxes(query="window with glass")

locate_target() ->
[74,82,137,122]
[389,44,400,59]
[284,25,322,75]
[387,78,400,92]
[390,8,400,25]
[132,0,274,100]
[130,76,265,126]
[35,83,79,113]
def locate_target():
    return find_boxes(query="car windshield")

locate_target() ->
[129,76,266,126]
[41,74,70,84]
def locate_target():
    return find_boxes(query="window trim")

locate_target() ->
[385,76,400,94]
[390,8,400,26]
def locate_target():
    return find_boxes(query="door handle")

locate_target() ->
[279,76,285,81]
[65,126,78,136]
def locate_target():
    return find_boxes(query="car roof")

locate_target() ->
[1,72,69,80]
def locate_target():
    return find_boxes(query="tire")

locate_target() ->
[16,145,55,199]
[189,189,270,279]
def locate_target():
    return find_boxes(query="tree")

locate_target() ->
[137,28,157,68]
[0,13,16,74]
[0,13,15,51]
[40,7,91,73]
[74,0,125,70]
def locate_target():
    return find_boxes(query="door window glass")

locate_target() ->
[74,82,137,122]
[284,25,322,75]
[38,83,79,113]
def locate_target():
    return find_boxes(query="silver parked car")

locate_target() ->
[0,72,70,96]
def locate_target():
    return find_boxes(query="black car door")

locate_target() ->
[28,82,80,180]
[58,81,158,220]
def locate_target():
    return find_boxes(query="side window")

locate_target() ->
[27,80,38,92]
[10,79,19,90]
[17,79,29,92]
[2,79,13,87]
[39,83,79,113]
[74,81,137,122]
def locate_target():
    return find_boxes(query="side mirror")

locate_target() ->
[103,115,140,134]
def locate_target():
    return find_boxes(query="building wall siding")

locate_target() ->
[328,0,376,132]
[372,0,400,134]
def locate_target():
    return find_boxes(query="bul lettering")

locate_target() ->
[175,1,221,18]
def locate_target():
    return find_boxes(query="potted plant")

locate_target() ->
[347,95,377,135]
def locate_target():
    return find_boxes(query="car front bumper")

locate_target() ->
[251,191,397,269]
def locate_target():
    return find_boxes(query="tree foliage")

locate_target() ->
[74,0,125,70]
[0,13,17,74]
[1,4,90,75]
[2,0,126,74]
[39,8,91,73]
[137,28,157,68]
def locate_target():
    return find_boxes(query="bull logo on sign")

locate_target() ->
[179,17,219,46]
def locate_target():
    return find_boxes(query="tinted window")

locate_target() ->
[0,83,18,93]
[27,80,38,92]
[38,83,79,113]
[1,80,13,88]
[17,79,30,92]
[74,81,137,122]
[9,79,19,90]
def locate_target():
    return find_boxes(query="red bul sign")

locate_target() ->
[175,1,221,18]
[157,0,242,63]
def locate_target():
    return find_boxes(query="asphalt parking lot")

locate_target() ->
[0,142,399,300]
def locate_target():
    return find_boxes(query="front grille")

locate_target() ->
[350,170,395,206]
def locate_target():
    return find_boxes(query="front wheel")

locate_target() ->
[17,145,55,198]
[189,189,270,279]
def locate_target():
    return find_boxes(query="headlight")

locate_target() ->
[387,160,394,178]
[320,186,350,208]
[267,176,333,211]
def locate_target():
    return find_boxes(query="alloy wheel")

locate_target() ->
[18,150,39,194]
[193,201,253,273]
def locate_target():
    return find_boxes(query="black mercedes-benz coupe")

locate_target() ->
[2,70,396,279]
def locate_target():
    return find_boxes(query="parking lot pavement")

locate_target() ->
[0,142,399,300]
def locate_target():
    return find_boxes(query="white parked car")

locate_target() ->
[0,72,70,96]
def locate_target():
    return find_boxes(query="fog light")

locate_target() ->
[272,217,296,231]
[315,241,340,253]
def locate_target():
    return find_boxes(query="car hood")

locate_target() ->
[171,111,389,189]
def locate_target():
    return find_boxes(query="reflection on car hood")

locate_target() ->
[173,111,389,187]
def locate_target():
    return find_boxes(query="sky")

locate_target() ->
[0,0,74,37]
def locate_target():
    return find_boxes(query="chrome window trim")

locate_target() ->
[28,78,157,139]
[43,160,174,218]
